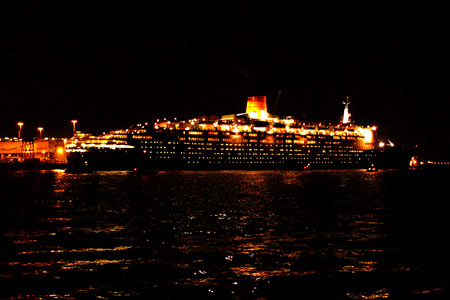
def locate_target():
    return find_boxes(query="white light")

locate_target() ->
[342,103,351,124]
[260,110,268,120]
[248,112,258,119]
[358,128,373,144]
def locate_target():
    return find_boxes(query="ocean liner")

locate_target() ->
[65,96,411,171]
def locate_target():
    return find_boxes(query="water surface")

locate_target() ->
[1,169,449,299]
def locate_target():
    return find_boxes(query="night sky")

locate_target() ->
[1,5,449,159]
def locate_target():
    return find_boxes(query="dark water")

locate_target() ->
[1,169,449,299]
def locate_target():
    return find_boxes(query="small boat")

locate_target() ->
[133,167,159,175]
[65,159,93,174]
[366,164,378,172]
[65,165,93,174]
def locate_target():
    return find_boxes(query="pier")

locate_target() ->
[0,137,67,169]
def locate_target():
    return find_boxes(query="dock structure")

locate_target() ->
[0,138,66,164]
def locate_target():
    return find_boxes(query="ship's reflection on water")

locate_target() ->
[1,169,449,299]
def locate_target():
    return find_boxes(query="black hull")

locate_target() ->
[66,147,412,171]
[66,149,142,172]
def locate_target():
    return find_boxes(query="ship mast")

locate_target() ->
[342,96,351,124]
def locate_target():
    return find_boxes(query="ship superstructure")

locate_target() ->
[65,131,135,171]
[66,96,409,170]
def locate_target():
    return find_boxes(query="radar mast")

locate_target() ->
[342,96,351,124]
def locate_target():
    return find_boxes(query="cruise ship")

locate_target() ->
[65,96,411,171]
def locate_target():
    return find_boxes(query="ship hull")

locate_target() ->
[66,129,412,171]
[66,148,410,171]
[65,149,143,172]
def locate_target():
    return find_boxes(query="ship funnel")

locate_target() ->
[246,96,268,119]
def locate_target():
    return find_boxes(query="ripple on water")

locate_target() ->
[2,169,450,299]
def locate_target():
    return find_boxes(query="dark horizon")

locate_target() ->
[1,5,449,160]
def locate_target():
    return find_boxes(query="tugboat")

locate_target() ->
[366,163,378,172]
[64,156,93,173]
[409,156,419,170]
